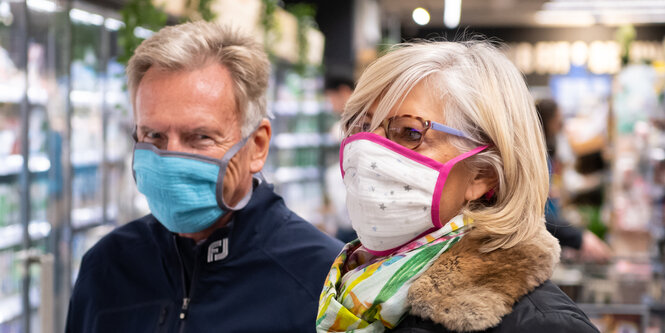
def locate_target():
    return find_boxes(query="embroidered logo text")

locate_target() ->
[207,238,229,263]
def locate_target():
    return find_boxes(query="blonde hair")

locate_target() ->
[343,40,549,252]
[127,21,271,137]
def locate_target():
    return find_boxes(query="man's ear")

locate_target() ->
[464,167,498,201]
[249,118,271,173]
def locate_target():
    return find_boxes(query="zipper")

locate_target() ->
[179,297,190,320]
[174,236,200,333]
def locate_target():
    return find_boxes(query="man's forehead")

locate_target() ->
[133,63,239,131]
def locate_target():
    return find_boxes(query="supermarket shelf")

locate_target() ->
[0,221,51,251]
[0,287,39,324]
[0,205,118,251]
[273,132,338,149]
[0,85,47,105]
[0,154,50,178]
[0,86,126,107]
[273,166,321,184]
[0,153,124,181]
[272,100,322,116]
[70,90,126,108]
[576,302,665,332]
[71,206,103,231]
[578,303,649,316]
[71,205,117,232]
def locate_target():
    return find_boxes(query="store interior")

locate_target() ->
[0,0,664,332]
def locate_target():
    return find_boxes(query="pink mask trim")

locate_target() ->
[430,144,488,228]
[340,132,488,254]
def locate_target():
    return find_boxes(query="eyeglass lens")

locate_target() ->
[348,115,427,149]
[386,116,426,149]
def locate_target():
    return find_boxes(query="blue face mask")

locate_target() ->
[132,135,253,234]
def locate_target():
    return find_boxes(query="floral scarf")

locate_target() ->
[316,215,472,332]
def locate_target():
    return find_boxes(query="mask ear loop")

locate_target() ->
[215,123,262,211]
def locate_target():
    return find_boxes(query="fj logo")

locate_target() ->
[207,238,229,263]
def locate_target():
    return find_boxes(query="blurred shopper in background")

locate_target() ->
[324,76,357,243]
[317,41,598,332]
[536,98,612,263]
[324,76,355,138]
[65,21,342,333]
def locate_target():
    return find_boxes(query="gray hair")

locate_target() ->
[344,40,549,252]
[127,21,271,137]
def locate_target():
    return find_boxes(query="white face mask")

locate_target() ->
[341,132,487,255]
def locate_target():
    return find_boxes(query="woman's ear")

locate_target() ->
[249,118,272,173]
[465,167,498,201]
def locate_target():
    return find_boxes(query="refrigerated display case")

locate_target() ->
[0,2,139,332]
[0,2,56,332]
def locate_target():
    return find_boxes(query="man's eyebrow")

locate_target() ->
[191,127,224,136]
[138,125,157,134]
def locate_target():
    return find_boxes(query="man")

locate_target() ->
[66,21,343,332]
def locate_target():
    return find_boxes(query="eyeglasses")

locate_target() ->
[347,114,468,150]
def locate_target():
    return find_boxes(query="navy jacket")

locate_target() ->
[66,181,344,332]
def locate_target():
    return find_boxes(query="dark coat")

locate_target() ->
[390,281,597,332]
[65,181,343,333]
[391,225,599,333]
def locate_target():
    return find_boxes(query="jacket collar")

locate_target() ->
[407,224,561,332]
[163,179,278,267]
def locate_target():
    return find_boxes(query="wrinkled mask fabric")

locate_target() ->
[340,132,487,255]
[132,136,252,233]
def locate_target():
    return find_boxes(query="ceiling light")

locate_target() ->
[535,10,595,26]
[540,0,665,25]
[544,0,665,10]
[69,8,104,26]
[0,2,13,25]
[105,18,124,31]
[27,0,57,12]
[444,0,462,29]
[134,26,154,39]
[412,7,430,26]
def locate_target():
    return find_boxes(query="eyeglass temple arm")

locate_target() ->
[430,121,468,139]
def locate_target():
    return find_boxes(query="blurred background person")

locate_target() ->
[323,76,357,243]
[536,98,613,263]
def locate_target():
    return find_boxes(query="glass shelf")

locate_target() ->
[0,221,51,251]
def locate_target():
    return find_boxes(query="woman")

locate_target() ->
[316,41,598,333]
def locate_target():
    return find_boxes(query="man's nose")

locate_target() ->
[166,138,186,152]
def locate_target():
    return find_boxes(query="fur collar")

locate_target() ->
[407,225,561,332]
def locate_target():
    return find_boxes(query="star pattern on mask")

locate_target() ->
[379,203,386,210]
[371,162,377,169]
[404,185,412,191]
[423,206,428,211]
